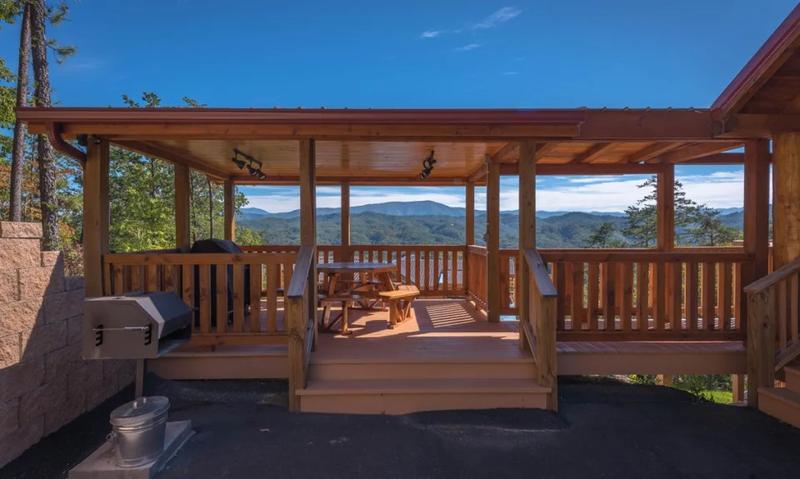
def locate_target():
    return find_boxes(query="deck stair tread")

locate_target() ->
[785,366,800,393]
[759,387,800,405]
[557,341,745,355]
[758,387,800,428]
[298,378,550,396]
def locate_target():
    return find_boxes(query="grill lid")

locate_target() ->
[110,396,170,427]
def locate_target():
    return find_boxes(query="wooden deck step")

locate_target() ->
[785,366,800,394]
[298,378,550,415]
[149,344,288,380]
[758,387,800,429]
[557,341,746,375]
[309,357,536,381]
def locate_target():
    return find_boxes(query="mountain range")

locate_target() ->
[237,200,744,248]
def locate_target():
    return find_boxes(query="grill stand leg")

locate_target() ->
[135,358,145,398]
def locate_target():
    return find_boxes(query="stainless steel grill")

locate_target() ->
[83,292,192,361]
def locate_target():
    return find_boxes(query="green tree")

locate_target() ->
[624,175,741,247]
[111,92,259,251]
[29,0,75,249]
[687,212,739,246]
[587,221,624,248]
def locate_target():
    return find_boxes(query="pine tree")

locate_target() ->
[622,175,740,247]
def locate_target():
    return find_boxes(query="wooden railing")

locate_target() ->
[522,248,558,410]
[465,245,488,309]
[744,256,800,407]
[244,244,465,296]
[102,250,296,345]
[464,246,752,340]
[540,249,752,340]
[286,245,317,411]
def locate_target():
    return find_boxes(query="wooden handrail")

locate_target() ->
[287,246,315,298]
[104,252,296,265]
[540,248,750,263]
[522,247,558,411]
[745,255,800,407]
[524,248,557,297]
[744,255,800,294]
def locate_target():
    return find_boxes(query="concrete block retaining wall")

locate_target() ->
[0,222,134,467]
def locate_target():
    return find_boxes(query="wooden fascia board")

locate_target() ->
[19,107,720,141]
[718,113,800,138]
[712,4,800,117]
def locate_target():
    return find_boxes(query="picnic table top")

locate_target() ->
[316,262,397,273]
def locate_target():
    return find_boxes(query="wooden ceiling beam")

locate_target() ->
[490,143,518,163]
[570,142,613,164]
[113,139,229,180]
[233,175,467,186]
[625,142,682,163]
[498,162,668,176]
[656,141,743,163]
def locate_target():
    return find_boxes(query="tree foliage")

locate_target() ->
[621,175,739,247]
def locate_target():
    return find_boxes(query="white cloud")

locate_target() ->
[419,6,521,40]
[472,7,522,29]
[455,43,481,52]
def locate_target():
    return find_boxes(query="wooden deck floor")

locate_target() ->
[315,299,529,363]
[152,298,746,380]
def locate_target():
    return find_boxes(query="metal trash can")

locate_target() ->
[109,396,170,467]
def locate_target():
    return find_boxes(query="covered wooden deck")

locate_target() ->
[15,5,800,417]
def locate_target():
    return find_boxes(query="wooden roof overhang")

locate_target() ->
[17,107,751,186]
[714,4,800,137]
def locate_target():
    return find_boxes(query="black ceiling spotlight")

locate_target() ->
[418,150,436,180]
[232,148,267,180]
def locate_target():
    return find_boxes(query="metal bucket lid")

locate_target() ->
[110,396,170,427]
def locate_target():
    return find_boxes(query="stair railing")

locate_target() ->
[744,255,800,407]
[522,248,559,410]
[286,245,318,411]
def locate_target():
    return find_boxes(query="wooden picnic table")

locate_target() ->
[317,262,398,332]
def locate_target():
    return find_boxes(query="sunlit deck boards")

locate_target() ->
[314,299,528,363]
[301,299,548,414]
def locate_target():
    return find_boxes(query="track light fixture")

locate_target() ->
[232,149,267,181]
[418,150,436,180]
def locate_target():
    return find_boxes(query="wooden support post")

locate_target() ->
[486,157,501,323]
[340,182,350,261]
[657,165,677,327]
[299,138,317,336]
[748,289,776,407]
[742,139,771,373]
[773,133,800,269]
[466,182,475,245]
[83,136,110,297]
[300,140,317,246]
[732,374,746,404]
[287,139,317,412]
[656,165,675,251]
[174,164,191,251]
[223,178,235,241]
[744,139,771,278]
[518,142,536,349]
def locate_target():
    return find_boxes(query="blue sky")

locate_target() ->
[1,1,793,212]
